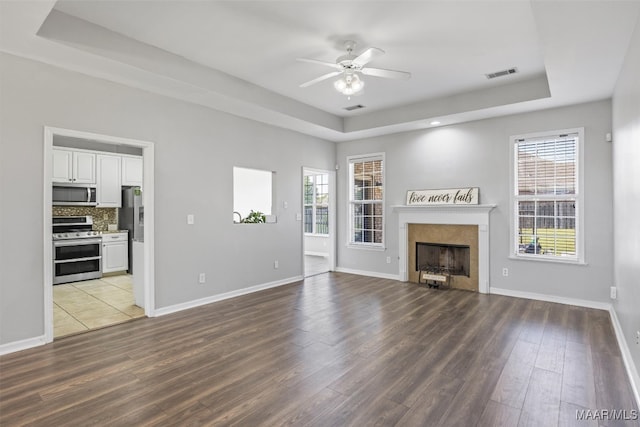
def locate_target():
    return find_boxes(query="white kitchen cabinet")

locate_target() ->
[121,155,143,187]
[52,148,96,184]
[102,232,128,274]
[96,154,121,208]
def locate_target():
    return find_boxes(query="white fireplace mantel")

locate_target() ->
[392,204,496,293]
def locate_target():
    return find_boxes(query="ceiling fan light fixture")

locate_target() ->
[334,73,364,96]
[334,78,347,92]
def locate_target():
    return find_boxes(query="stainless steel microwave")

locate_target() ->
[52,185,97,206]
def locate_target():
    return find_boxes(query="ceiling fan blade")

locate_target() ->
[297,58,343,70]
[361,67,411,80]
[299,71,343,88]
[352,47,384,67]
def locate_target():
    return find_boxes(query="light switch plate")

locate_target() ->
[187,214,195,225]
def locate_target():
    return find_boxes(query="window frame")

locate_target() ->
[509,128,585,264]
[347,152,386,250]
[303,172,329,236]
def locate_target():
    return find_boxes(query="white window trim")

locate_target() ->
[303,172,329,236]
[509,127,585,265]
[346,152,386,250]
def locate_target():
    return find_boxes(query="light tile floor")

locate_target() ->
[53,274,145,338]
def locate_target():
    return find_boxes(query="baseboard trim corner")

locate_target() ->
[154,276,303,317]
[0,335,47,356]
[609,307,640,408]
[489,287,611,311]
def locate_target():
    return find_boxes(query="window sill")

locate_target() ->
[304,233,329,237]
[346,243,387,251]
[508,254,587,266]
[346,243,386,251]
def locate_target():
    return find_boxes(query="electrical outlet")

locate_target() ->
[274,260,279,269]
[610,286,617,300]
[198,273,205,283]
[502,268,509,277]
[636,330,640,345]
[103,213,108,220]
[386,256,391,264]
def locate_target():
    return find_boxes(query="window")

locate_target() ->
[304,173,329,235]
[233,167,273,223]
[511,129,583,262]
[348,153,384,247]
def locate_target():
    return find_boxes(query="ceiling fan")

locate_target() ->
[298,40,411,97]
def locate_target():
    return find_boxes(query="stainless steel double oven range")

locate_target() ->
[52,216,102,285]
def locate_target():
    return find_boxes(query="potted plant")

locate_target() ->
[241,210,266,223]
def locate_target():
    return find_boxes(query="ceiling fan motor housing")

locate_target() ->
[337,54,358,69]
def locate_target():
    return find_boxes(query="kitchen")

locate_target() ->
[51,136,145,338]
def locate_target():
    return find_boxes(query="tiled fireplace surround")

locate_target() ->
[394,204,496,294]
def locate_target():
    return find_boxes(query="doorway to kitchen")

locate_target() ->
[43,127,155,342]
[302,167,336,277]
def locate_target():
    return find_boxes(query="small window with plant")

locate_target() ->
[233,166,274,224]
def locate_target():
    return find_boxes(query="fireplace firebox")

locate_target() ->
[415,242,470,277]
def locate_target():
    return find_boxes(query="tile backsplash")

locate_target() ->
[52,206,117,231]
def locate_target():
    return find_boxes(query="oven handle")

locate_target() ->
[53,238,103,247]
[54,256,102,264]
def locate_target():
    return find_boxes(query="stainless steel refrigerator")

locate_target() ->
[118,186,144,273]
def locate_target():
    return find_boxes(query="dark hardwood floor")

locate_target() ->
[1,272,638,426]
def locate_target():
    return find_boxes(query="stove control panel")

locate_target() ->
[53,231,102,240]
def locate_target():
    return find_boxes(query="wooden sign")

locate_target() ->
[406,187,479,206]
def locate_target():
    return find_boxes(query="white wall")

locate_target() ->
[0,53,336,345]
[304,235,330,256]
[612,16,640,383]
[337,100,614,303]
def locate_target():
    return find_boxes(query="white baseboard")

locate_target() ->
[609,307,640,409]
[154,275,303,317]
[0,335,46,356]
[489,287,612,311]
[335,267,401,281]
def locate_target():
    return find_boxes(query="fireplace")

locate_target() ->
[408,223,478,291]
[393,204,495,294]
[416,242,470,277]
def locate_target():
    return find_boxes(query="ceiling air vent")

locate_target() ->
[485,67,518,79]
[344,104,366,111]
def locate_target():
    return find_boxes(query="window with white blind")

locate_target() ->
[303,173,329,235]
[511,129,584,262]
[348,153,384,248]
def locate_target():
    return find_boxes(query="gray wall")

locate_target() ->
[336,100,614,303]
[0,53,336,345]
[612,16,640,380]
[0,50,622,351]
